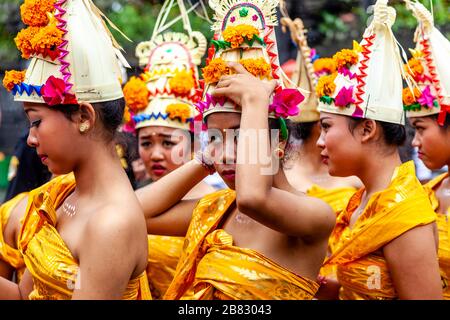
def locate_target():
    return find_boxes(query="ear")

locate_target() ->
[360,119,378,143]
[77,102,96,131]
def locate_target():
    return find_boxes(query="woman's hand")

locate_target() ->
[213,62,277,109]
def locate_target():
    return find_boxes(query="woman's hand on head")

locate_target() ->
[213,62,277,108]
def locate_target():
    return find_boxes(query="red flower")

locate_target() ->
[41,76,77,106]
[269,88,304,118]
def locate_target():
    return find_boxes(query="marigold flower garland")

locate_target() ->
[166,103,192,122]
[333,49,359,69]
[202,57,272,84]
[2,70,26,91]
[169,70,195,96]
[20,0,56,27]
[123,76,150,113]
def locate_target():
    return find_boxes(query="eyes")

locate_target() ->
[320,121,330,131]
[29,119,41,128]
[140,140,177,149]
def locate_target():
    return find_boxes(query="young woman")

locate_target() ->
[137,0,335,300]
[404,0,450,299]
[0,0,150,299]
[315,0,442,300]
[124,30,215,299]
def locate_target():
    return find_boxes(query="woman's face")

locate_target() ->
[410,116,450,170]
[138,126,190,181]
[206,112,241,190]
[317,112,362,177]
[24,102,80,175]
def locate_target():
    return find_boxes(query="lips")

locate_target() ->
[417,152,424,159]
[321,155,329,165]
[38,154,48,163]
[151,164,166,176]
[221,169,236,181]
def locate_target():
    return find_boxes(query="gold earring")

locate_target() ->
[79,123,89,133]
[273,147,285,159]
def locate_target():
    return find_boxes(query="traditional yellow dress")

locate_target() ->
[164,189,319,300]
[18,173,151,300]
[424,172,450,300]
[307,185,357,278]
[147,235,193,299]
[0,192,28,282]
[323,161,436,300]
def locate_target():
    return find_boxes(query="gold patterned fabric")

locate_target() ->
[307,185,357,278]
[324,161,436,300]
[0,192,28,282]
[18,174,152,300]
[147,235,193,299]
[425,173,450,300]
[164,189,319,300]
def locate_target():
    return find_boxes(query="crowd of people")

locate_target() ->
[0,0,448,300]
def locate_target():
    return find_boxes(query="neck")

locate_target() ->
[72,140,127,199]
[357,149,402,196]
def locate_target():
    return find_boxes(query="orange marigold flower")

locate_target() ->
[223,24,259,48]
[404,58,424,79]
[20,0,56,27]
[123,106,132,124]
[3,70,26,91]
[169,70,195,95]
[333,49,359,69]
[313,58,336,74]
[202,58,230,84]
[123,76,149,113]
[14,26,40,59]
[239,58,272,80]
[30,24,63,57]
[316,73,337,97]
[402,87,421,106]
[166,103,192,122]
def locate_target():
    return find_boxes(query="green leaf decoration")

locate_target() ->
[320,96,334,105]
[254,35,265,46]
[246,37,255,46]
[279,118,288,141]
[433,100,439,108]
[212,40,231,50]
[239,8,249,17]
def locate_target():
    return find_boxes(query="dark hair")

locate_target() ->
[289,121,318,141]
[54,98,125,142]
[347,117,407,147]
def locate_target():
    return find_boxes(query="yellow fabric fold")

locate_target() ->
[424,172,450,300]
[324,161,436,300]
[307,185,357,278]
[19,173,151,300]
[164,189,319,300]
[147,235,193,299]
[0,192,28,281]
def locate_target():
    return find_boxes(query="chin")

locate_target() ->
[328,164,352,178]
[422,159,445,171]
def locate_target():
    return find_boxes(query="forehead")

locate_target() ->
[206,112,241,129]
[23,102,48,113]
[138,126,178,138]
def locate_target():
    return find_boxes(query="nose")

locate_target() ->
[27,130,38,148]
[411,132,420,148]
[222,134,236,165]
[316,130,326,149]
[150,145,165,162]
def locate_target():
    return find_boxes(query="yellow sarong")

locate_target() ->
[164,189,319,300]
[307,185,357,278]
[324,161,436,300]
[0,192,28,282]
[425,172,450,300]
[19,173,151,300]
[147,235,192,299]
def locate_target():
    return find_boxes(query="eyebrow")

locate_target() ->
[24,107,39,115]
[139,133,175,139]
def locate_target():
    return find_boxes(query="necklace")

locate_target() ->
[62,200,76,217]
